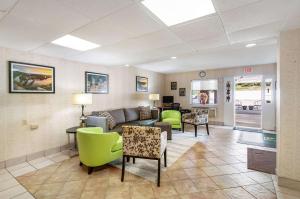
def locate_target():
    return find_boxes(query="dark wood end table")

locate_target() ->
[182,121,209,137]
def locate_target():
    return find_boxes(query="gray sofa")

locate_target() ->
[86,107,159,134]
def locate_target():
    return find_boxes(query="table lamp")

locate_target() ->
[72,93,92,126]
[149,93,160,108]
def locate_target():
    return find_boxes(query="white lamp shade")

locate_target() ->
[149,94,160,101]
[72,93,92,105]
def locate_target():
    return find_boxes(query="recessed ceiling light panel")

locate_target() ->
[52,35,100,51]
[141,0,216,26]
[246,43,257,48]
[171,56,177,59]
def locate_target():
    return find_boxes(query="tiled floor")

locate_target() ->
[1,126,300,199]
[0,152,69,198]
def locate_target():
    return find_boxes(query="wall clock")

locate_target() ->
[199,71,206,78]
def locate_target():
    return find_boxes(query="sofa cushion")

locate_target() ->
[139,106,152,120]
[133,119,157,126]
[111,136,123,152]
[108,109,126,125]
[98,112,116,130]
[124,107,139,122]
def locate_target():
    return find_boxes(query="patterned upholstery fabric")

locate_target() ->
[182,108,208,124]
[139,106,152,120]
[122,126,167,159]
[98,111,116,130]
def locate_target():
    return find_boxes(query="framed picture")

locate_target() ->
[9,61,55,93]
[85,72,109,94]
[179,88,186,96]
[136,76,148,92]
[171,82,177,90]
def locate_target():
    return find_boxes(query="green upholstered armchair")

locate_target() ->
[76,127,122,174]
[161,110,181,129]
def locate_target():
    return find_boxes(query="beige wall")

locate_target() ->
[277,28,300,183]
[164,64,276,124]
[0,47,164,162]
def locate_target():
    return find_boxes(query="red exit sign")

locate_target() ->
[244,67,253,73]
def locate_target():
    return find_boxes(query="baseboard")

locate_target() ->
[2,143,72,168]
[278,177,300,190]
[209,121,224,126]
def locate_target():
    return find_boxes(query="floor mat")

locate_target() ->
[238,131,276,148]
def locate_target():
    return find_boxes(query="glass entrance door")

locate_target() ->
[234,75,263,130]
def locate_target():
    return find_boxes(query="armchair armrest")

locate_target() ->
[86,116,108,132]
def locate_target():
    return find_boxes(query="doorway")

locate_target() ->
[234,75,262,130]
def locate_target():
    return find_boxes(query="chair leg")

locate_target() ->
[133,157,136,164]
[194,125,197,137]
[88,167,93,175]
[157,159,161,187]
[79,162,83,166]
[182,123,185,133]
[126,156,130,162]
[164,149,167,167]
[121,155,125,182]
[206,123,209,135]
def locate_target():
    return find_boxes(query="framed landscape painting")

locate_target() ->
[136,76,148,92]
[85,72,109,94]
[9,61,55,93]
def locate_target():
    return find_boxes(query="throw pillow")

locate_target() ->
[98,111,116,130]
[139,106,152,120]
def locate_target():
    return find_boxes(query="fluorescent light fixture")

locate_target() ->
[52,35,100,51]
[141,0,216,26]
[246,43,257,48]
[171,56,177,59]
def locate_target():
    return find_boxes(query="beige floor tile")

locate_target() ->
[243,184,277,199]
[179,192,206,199]
[230,163,252,173]
[201,190,230,199]
[0,178,19,192]
[0,185,27,199]
[245,171,273,183]
[131,184,155,199]
[6,162,31,172]
[216,165,240,175]
[34,182,64,198]
[202,166,225,176]
[105,184,131,199]
[230,173,257,186]
[191,159,213,167]
[211,175,239,189]
[29,157,55,169]
[13,192,35,199]
[80,190,106,199]
[223,187,256,199]
[172,180,198,194]
[192,177,219,191]
[152,183,178,198]
[10,165,36,177]
[184,168,207,178]
[206,158,227,166]
[167,170,189,180]
[261,182,276,194]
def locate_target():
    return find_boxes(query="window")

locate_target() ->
[191,80,218,105]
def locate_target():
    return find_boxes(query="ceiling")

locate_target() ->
[0,0,299,73]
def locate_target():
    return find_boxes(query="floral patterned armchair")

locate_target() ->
[182,108,209,124]
[121,126,167,186]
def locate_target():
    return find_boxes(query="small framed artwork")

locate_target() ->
[9,61,55,93]
[171,82,177,90]
[136,76,148,92]
[179,88,186,96]
[85,72,109,94]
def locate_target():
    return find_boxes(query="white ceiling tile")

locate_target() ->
[0,11,6,20]
[228,21,282,44]
[0,0,91,51]
[102,30,183,54]
[171,15,225,42]
[137,44,276,73]
[60,0,133,20]
[0,0,18,11]
[188,34,229,51]
[213,0,261,12]
[32,44,82,59]
[220,0,293,33]
[282,0,300,30]
[107,4,164,38]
